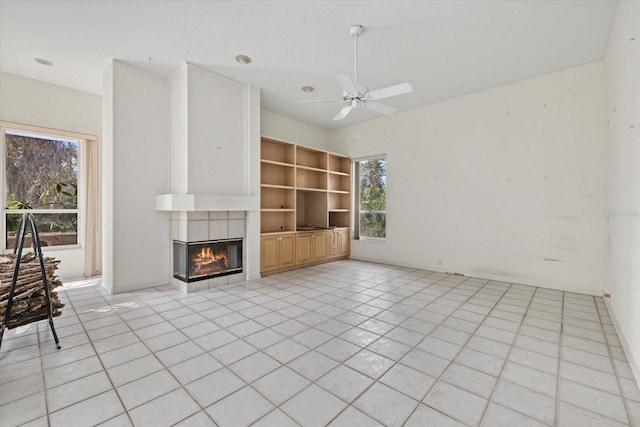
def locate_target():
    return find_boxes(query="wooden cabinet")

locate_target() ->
[296,232,328,265]
[261,234,295,273]
[261,137,350,273]
[314,232,328,260]
[339,229,350,256]
[328,228,350,258]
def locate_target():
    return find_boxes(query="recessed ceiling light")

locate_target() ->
[301,86,315,93]
[34,57,53,66]
[235,55,251,65]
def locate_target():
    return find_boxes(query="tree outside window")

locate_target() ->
[355,157,386,240]
[3,130,79,249]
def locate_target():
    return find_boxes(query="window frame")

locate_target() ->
[1,126,83,252]
[352,154,387,242]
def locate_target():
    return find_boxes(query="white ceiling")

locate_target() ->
[0,0,618,130]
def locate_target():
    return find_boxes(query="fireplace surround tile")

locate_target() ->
[229,219,245,239]
[227,274,246,285]
[209,221,228,240]
[174,220,187,241]
[229,211,245,220]
[209,211,228,221]
[187,221,208,241]
[188,211,209,221]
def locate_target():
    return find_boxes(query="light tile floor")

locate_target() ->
[1,260,639,426]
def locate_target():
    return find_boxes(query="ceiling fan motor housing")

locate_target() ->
[350,25,364,38]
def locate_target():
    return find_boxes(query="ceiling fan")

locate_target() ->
[301,25,413,121]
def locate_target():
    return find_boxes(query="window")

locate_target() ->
[3,128,80,249]
[353,156,386,240]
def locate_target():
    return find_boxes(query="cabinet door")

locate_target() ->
[328,230,339,257]
[313,232,328,261]
[261,236,279,272]
[339,230,350,256]
[279,235,296,268]
[296,234,313,264]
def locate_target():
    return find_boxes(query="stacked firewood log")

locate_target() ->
[0,252,64,329]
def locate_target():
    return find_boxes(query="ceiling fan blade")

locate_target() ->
[368,82,413,100]
[299,99,342,103]
[333,105,354,121]
[365,102,397,116]
[336,75,357,94]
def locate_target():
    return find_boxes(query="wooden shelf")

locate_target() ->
[261,137,351,272]
[262,138,295,164]
[329,211,350,228]
[296,168,327,190]
[296,187,327,192]
[261,210,296,233]
[328,173,350,192]
[261,186,295,210]
[261,184,294,190]
[328,154,350,174]
[261,162,295,187]
[296,146,327,170]
[297,164,327,173]
[328,192,349,211]
[261,159,295,168]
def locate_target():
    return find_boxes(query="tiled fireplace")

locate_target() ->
[169,211,246,292]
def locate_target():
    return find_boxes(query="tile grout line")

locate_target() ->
[39,313,54,427]
[554,289,566,426]
[247,268,436,425]
[66,288,137,426]
[397,276,496,426]
[129,287,230,425]
[477,283,545,426]
[597,294,634,425]
[388,274,512,426]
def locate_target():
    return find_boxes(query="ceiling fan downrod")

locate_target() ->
[350,25,364,91]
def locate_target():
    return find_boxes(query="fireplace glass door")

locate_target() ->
[173,238,242,282]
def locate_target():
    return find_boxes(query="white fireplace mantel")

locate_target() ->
[155,194,259,212]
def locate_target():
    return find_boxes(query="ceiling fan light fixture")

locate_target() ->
[301,85,315,93]
[235,54,252,64]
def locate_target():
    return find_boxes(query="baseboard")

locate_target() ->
[603,297,640,389]
[464,270,602,296]
[347,255,601,296]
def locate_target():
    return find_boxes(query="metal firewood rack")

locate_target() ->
[0,213,61,350]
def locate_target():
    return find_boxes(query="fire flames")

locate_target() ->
[191,247,228,275]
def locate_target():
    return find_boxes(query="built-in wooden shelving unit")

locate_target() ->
[260,137,351,273]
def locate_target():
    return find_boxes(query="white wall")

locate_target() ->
[169,65,189,194]
[0,72,102,279]
[102,61,170,293]
[261,109,330,151]
[0,72,101,135]
[330,61,605,295]
[604,0,640,383]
